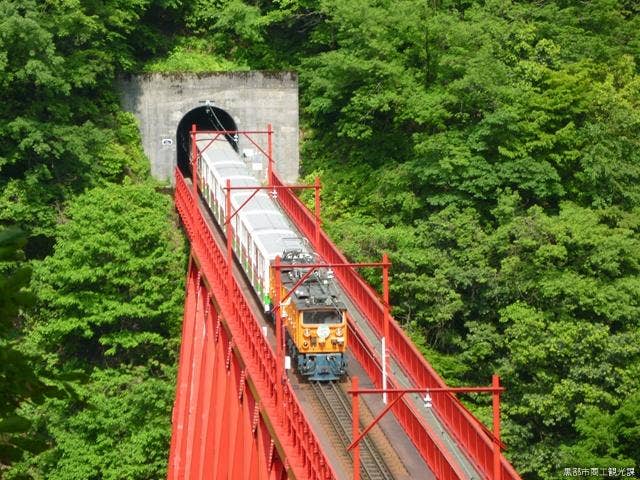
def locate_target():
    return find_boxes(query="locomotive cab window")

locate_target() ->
[303,310,342,325]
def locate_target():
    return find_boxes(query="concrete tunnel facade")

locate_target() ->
[118,71,300,184]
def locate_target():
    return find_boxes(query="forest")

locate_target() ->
[1,0,639,478]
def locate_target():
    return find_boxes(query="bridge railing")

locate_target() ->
[272,174,521,480]
[346,313,468,479]
[176,171,338,480]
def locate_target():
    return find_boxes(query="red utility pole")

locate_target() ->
[493,374,502,480]
[191,124,198,203]
[382,252,390,404]
[267,123,273,186]
[274,255,283,410]
[352,376,361,480]
[314,176,321,245]
[226,179,233,310]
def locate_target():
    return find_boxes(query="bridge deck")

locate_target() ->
[188,178,437,479]
[338,290,483,479]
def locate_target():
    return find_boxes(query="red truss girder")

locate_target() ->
[168,263,287,480]
[169,172,338,480]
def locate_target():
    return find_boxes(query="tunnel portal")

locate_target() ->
[176,105,238,176]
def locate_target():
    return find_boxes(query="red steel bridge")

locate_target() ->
[167,125,522,480]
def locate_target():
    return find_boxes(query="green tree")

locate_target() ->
[4,183,185,479]
[459,202,640,476]
[0,228,53,473]
[0,0,153,251]
[559,392,640,468]
[6,366,175,480]
[29,182,185,367]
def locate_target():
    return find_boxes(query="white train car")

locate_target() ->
[195,134,302,309]
[195,133,348,381]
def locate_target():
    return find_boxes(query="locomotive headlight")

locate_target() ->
[335,328,343,337]
[303,328,311,338]
[317,324,330,340]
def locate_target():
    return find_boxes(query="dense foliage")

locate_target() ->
[1,0,638,478]
[0,1,186,478]
[6,183,184,479]
[1,183,185,480]
[162,0,640,476]
[0,227,52,470]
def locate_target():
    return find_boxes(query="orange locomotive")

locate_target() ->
[269,250,348,381]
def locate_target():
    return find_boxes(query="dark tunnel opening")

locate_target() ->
[176,105,238,176]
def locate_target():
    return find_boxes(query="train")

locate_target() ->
[195,133,347,381]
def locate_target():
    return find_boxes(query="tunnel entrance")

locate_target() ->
[176,105,238,176]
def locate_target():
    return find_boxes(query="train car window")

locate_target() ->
[209,172,213,203]
[258,253,265,280]
[303,310,342,325]
[211,175,218,201]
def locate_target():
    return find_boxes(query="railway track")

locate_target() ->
[310,381,394,480]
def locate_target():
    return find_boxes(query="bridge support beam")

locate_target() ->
[168,259,287,480]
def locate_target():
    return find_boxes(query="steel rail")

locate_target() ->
[310,382,393,480]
